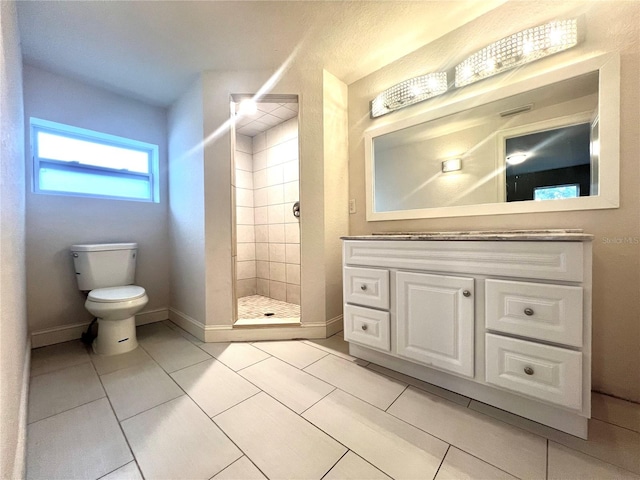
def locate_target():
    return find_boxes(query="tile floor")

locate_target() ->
[236,295,300,324]
[26,321,640,480]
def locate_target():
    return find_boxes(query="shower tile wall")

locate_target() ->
[254,118,300,305]
[235,134,257,297]
[234,117,300,305]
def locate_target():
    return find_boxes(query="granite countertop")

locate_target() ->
[341,229,593,242]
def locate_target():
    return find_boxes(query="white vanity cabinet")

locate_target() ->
[396,271,475,378]
[342,234,592,438]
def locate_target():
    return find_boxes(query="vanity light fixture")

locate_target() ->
[371,72,448,118]
[441,158,462,173]
[455,19,578,87]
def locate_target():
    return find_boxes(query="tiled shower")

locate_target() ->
[234,108,300,322]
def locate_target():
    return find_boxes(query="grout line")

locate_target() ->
[319,449,349,480]
[92,361,145,480]
[209,390,263,419]
[26,393,107,426]
[299,387,337,416]
[385,383,409,413]
[432,444,451,480]
[546,439,549,480]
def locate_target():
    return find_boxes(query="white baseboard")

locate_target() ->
[326,314,344,337]
[168,308,206,341]
[30,308,169,348]
[13,337,30,479]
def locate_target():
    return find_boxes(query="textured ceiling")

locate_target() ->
[16,1,505,107]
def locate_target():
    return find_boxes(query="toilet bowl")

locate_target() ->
[71,242,149,356]
[85,285,148,355]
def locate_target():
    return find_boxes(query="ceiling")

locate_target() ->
[16,1,505,107]
[235,101,299,137]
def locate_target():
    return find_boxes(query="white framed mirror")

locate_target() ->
[364,53,620,221]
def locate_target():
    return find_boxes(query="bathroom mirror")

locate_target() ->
[365,53,620,220]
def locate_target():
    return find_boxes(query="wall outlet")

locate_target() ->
[349,199,357,214]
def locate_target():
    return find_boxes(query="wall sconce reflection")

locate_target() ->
[441,158,462,173]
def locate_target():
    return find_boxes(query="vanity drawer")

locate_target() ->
[344,266,390,309]
[344,304,390,352]
[485,279,583,347]
[485,334,582,410]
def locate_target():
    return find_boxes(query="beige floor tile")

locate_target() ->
[366,363,471,407]
[469,399,640,475]
[212,456,267,479]
[101,362,184,420]
[139,330,211,373]
[28,362,105,423]
[100,461,143,480]
[214,392,346,479]
[304,354,407,410]
[239,356,334,413]
[90,346,153,376]
[592,392,640,433]
[252,340,328,368]
[199,342,271,371]
[170,358,259,417]
[26,398,132,480]
[30,340,90,377]
[303,389,448,479]
[548,442,640,480]
[547,419,640,474]
[136,321,176,343]
[122,396,241,480]
[302,331,358,361]
[388,387,547,479]
[435,447,518,480]
[323,451,392,480]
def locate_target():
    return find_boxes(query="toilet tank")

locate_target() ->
[70,243,138,291]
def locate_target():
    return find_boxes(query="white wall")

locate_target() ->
[23,65,170,341]
[348,1,640,402]
[168,79,206,326]
[322,70,349,326]
[0,1,29,477]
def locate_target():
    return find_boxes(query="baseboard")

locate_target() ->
[30,308,169,348]
[13,337,30,479]
[168,308,206,341]
[326,314,344,337]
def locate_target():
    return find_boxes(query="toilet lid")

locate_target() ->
[88,286,146,303]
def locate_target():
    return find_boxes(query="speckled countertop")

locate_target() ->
[341,229,593,242]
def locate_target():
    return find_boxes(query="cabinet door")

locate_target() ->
[396,271,475,378]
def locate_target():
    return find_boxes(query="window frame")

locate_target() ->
[30,118,160,203]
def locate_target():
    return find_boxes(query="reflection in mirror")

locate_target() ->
[372,72,599,213]
[505,122,593,202]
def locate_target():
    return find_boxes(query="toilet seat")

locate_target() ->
[88,285,146,303]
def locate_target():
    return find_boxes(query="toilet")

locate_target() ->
[70,243,148,355]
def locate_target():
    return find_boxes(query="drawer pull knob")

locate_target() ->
[524,308,534,316]
[361,324,368,331]
[360,284,368,291]
[524,366,534,376]
[463,290,471,297]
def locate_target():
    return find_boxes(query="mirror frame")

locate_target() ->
[364,53,620,221]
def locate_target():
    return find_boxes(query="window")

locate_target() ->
[534,184,580,201]
[31,118,159,202]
